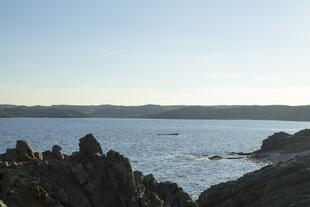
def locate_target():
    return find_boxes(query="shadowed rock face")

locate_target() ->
[197,155,310,207]
[0,134,196,207]
[16,140,36,161]
[251,129,310,162]
[79,134,103,155]
[255,130,310,154]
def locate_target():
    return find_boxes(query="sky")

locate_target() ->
[1,0,310,106]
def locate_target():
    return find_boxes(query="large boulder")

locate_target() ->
[16,140,36,161]
[197,155,310,207]
[79,134,103,155]
[42,150,54,161]
[251,129,310,162]
[52,145,64,160]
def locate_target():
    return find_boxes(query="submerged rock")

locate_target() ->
[208,156,223,160]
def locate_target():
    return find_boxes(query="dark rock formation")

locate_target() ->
[251,129,310,162]
[79,134,103,155]
[0,134,196,207]
[16,140,36,161]
[197,155,310,207]
[227,152,251,156]
[208,156,223,160]
[52,145,64,160]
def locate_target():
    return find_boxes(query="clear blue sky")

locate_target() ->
[1,0,310,105]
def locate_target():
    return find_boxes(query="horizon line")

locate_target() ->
[1,104,310,107]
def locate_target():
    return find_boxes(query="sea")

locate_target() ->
[0,118,309,199]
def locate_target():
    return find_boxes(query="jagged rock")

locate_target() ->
[52,145,64,160]
[0,134,194,207]
[42,150,54,160]
[251,129,310,162]
[4,149,17,161]
[79,134,103,155]
[34,152,43,160]
[16,140,36,161]
[255,132,291,153]
[156,182,197,207]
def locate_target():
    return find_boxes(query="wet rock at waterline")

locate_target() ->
[208,156,223,160]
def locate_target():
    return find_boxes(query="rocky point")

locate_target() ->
[0,134,196,207]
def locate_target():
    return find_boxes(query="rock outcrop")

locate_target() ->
[2,130,310,207]
[0,134,196,207]
[251,129,310,162]
[16,140,36,161]
[197,155,310,207]
[208,156,223,161]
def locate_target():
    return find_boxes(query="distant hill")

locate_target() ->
[148,105,310,121]
[1,104,310,121]
[0,105,87,118]
[0,104,184,118]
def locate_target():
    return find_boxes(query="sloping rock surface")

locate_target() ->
[251,129,310,162]
[0,134,196,207]
[197,155,310,207]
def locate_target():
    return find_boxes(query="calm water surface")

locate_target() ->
[0,118,309,198]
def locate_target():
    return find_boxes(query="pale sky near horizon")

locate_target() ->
[1,0,310,106]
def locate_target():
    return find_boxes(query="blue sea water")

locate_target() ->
[0,118,309,198]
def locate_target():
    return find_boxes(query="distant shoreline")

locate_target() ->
[1,117,310,123]
[1,104,310,121]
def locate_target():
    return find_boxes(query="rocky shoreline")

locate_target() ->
[0,134,196,207]
[250,129,310,163]
[1,130,310,206]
